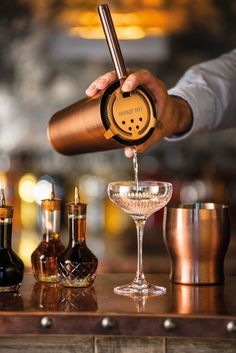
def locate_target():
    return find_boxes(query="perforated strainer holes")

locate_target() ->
[122,121,126,125]
[131,119,134,123]
[128,127,132,131]
[136,125,139,129]
[139,117,143,121]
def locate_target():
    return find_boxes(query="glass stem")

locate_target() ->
[132,218,148,289]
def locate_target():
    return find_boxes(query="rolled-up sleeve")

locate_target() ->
[166,49,236,141]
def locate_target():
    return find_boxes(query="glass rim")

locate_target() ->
[166,202,229,210]
[108,181,173,188]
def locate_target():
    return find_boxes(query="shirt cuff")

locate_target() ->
[165,85,216,141]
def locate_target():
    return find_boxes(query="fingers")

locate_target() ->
[85,71,117,96]
[122,69,162,94]
[124,147,134,158]
[121,70,168,119]
[124,142,153,158]
[122,70,168,158]
[86,69,168,157]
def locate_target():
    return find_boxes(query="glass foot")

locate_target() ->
[114,283,166,296]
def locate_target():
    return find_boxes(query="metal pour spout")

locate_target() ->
[74,186,80,205]
[0,188,5,207]
[49,182,55,200]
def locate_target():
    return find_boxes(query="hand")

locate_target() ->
[86,70,192,157]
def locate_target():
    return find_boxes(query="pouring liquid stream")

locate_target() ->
[132,147,139,192]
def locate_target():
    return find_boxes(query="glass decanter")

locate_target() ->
[57,187,98,288]
[0,188,24,292]
[31,182,65,282]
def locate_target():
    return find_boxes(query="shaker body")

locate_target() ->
[48,80,158,155]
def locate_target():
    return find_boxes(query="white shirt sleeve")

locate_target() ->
[166,49,236,141]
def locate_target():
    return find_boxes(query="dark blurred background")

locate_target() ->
[0,0,236,274]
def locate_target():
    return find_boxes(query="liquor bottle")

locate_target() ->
[0,188,24,292]
[31,182,65,282]
[57,187,98,287]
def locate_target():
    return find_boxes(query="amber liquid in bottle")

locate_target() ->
[31,232,65,282]
[31,185,65,282]
[58,191,98,288]
[0,190,24,292]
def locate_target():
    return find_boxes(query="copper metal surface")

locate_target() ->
[47,95,122,155]
[98,4,127,80]
[47,4,158,155]
[0,206,13,219]
[41,199,61,211]
[163,203,230,284]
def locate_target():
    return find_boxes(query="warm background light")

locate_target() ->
[18,174,37,203]
[58,3,187,39]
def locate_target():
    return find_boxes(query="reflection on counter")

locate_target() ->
[0,291,24,311]
[170,284,226,315]
[31,282,61,311]
[31,281,97,312]
[58,286,97,312]
[123,294,151,313]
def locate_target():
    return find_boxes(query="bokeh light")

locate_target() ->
[34,179,52,205]
[18,173,37,203]
[0,172,7,189]
[0,154,11,173]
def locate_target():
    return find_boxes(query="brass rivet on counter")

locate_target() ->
[163,318,177,330]
[227,321,236,333]
[101,317,117,329]
[40,316,53,329]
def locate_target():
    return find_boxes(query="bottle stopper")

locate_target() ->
[68,186,87,216]
[41,182,61,211]
[0,188,13,219]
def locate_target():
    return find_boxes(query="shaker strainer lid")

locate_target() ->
[101,81,158,145]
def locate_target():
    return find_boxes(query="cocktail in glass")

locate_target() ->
[108,181,173,296]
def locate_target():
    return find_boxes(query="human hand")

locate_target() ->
[86,70,192,157]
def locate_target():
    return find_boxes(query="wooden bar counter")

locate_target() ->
[0,273,236,352]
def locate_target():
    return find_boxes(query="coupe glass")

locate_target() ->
[108,181,173,296]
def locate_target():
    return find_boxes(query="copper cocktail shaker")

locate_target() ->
[47,4,159,155]
[163,203,230,285]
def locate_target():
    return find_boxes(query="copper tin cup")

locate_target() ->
[163,203,230,285]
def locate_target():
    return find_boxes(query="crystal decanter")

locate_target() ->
[0,188,24,292]
[31,182,65,282]
[57,187,98,288]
